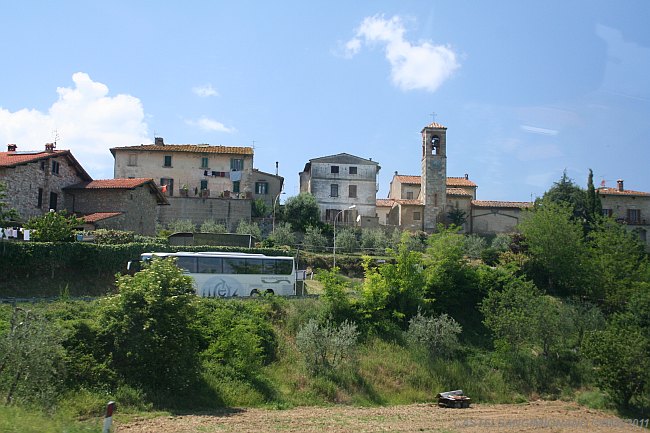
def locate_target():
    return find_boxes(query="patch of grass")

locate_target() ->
[0,405,101,433]
[576,389,610,411]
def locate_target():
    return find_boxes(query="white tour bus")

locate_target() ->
[137,251,297,297]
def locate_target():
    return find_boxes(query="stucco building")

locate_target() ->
[110,138,283,230]
[111,137,256,199]
[299,153,380,225]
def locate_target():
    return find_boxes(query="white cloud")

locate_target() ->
[192,84,219,98]
[345,15,459,92]
[0,72,148,179]
[186,116,235,133]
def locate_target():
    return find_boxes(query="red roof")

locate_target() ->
[0,149,92,180]
[472,200,533,209]
[393,174,477,187]
[446,188,473,197]
[395,199,423,206]
[81,212,123,223]
[394,175,421,184]
[110,144,253,155]
[423,122,447,129]
[376,199,395,207]
[597,187,650,197]
[447,177,477,187]
[65,178,154,189]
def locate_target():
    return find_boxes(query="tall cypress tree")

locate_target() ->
[586,169,602,223]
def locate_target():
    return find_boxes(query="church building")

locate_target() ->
[380,122,533,234]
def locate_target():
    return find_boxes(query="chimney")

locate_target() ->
[394,171,398,176]
[617,179,624,192]
[7,144,17,152]
[45,143,55,153]
[464,173,469,180]
[275,161,279,176]
[155,137,164,146]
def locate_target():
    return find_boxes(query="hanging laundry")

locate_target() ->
[230,170,242,182]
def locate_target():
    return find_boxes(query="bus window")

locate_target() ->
[275,259,293,275]
[176,256,197,273]
[246,258,263,274]
[223,258,246,274]
[198,257,222,274]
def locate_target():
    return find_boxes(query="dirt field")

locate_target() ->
[116,400,647,432]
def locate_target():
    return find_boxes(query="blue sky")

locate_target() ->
[1,1,648,202]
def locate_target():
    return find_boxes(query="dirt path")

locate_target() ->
[116,400,647,432]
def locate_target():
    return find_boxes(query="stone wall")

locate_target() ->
[157,196,252,232]
[471,208,523,235]
[1,155,86,221]
[65,186,160,235]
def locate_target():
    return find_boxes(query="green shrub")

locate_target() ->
[303,225,328,252]
[167,219,196,233]
[360,228,387,254]
[406,312,462,358]
[296,319,359,375]
[200,219,227,233]
[196,300,278,380]
[24,210,83,242]
[236,220,262,239]
[0,307,65,406]
[97,258,202,394]
[92,229,136,244]
[491,233,513,252]
[463,234,487,259]
[268,222,296,247]
[335,228,358,253]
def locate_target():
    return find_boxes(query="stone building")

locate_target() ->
[380,122,532,234]
[299,153,380,225]
[63,178,168,236]
[0,143,92,220]
[598,179,649,247]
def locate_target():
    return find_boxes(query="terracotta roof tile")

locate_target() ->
[395,199,423,206]
[394,175,421,184]
[597,187,650,197]
[0,149,92,181]
[110,144,253,155]
[376,199,395,207]
[447,177,478,187]
[81,212,123,223]
[423,122,447,129]
[0,150,69,167]
[446,188,473,197]
[472,200,533,208]
[393,175,477,187]
[65,178,154,189]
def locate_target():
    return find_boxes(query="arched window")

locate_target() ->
[431,135,440,155]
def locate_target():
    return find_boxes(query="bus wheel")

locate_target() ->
[265,290,275,296]
[250,289,260,297]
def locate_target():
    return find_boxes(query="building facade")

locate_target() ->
[0,143,92,221]
[63,178,168,236]
[111,137,255,199]
[299,153,380,225]
[598,179,649,248]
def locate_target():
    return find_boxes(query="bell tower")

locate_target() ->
[420,122,447,232]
